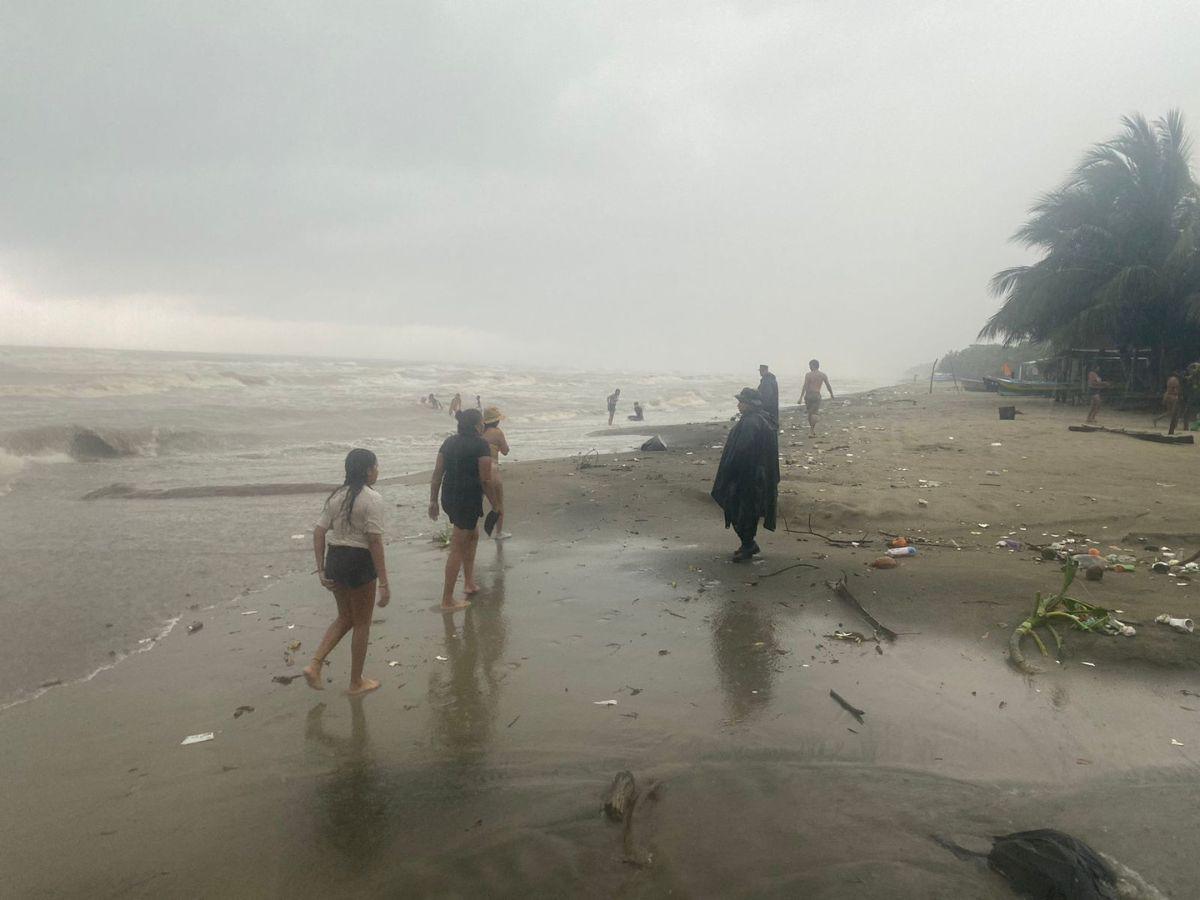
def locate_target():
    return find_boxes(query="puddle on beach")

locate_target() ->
[274,543,1195,896]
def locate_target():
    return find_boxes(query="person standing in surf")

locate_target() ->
[305,448,389,695]
[429,409,497,610]
[711,388,779,561]
[606,388,621,425]
[482,406,511,540]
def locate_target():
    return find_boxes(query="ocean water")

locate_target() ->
[0,345,876,707]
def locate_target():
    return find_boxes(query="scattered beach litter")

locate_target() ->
[639,435,667,452]
[593,699,618,706]
[870,556,898,569]
[186,621,203,634]
[388,660,401,667]
[1081,661,1097,667]
[1171,739,1185,746]
[829,689,865,724]
[241,610,258,616]
[826,631,867,643]
[271,674,301,685]
[1155,614,1194,633]
[233,705,254,718]
[180,732,214,746]
[435,655,448,661]
[828,575,898,641]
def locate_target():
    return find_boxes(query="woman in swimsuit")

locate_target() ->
[482,406,510,539]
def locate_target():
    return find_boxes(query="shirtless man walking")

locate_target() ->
[801,359,834,436]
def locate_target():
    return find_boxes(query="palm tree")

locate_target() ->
[981,111,1200,375]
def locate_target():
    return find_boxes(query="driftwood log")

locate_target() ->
[1068,424,1194,445]
[602,770,637,822]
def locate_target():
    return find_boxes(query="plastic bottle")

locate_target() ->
[887,546,918,558]
[1072,553,1104,569]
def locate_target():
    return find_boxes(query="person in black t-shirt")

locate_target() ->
[428,409,497,610]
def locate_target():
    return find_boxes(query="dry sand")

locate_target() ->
[4,383,1199,897]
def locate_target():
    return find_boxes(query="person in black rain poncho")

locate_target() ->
[757,364,779,428]
[711,387,779,561]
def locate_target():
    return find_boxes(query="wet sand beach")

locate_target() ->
[5,383,1200,897]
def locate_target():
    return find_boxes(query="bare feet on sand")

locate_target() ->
[347,678,380,696]
[303,661,325,690]
[464,582,481,595]
[439,599,471,612]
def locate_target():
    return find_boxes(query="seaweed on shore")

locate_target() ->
[1008,562,1129,674]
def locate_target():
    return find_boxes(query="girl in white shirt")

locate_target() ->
[304,448,390,695]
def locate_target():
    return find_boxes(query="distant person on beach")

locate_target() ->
[305,448,389,696]
[429,408,497,610]
[627,401,644,421]
[801,360,834,436]
[711,387,779,561]
[1085,368,1109,424]
[475,395,482,410]
[482,406,511,540]
[448,393,463,418]
[427,393,443,411]
[607,388,621,426]
[757,364,779,427]
[1156,372,1183,434]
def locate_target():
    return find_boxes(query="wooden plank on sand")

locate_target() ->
[1068,424,1194,445]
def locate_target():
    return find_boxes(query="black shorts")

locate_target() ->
[324,545,377,589]
[443,500,482,531]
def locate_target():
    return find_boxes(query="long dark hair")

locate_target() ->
[326,448,377,527]
[456,408,483,435]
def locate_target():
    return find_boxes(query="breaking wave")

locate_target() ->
[0,425,228,462]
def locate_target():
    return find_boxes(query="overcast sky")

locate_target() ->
[3,2,1199,379]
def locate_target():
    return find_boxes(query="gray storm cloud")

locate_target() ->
[3,2,1199,375]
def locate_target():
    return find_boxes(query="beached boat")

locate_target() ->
[993,360,1069,397]
[994,377,1067,397]
[960,377,988,392]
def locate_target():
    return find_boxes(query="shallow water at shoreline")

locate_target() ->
[5,533,1193,897]
[0,345,879,706]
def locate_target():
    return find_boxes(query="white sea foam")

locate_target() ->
[0,615,181,713]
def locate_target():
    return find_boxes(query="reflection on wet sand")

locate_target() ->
[428,546,510,772]
[710,596,782,722]
[305,698,387,864]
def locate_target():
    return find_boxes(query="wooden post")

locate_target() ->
[928,358,938,395]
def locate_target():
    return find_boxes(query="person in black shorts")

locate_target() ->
[305,448,389,695]
[428,409,497,611]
